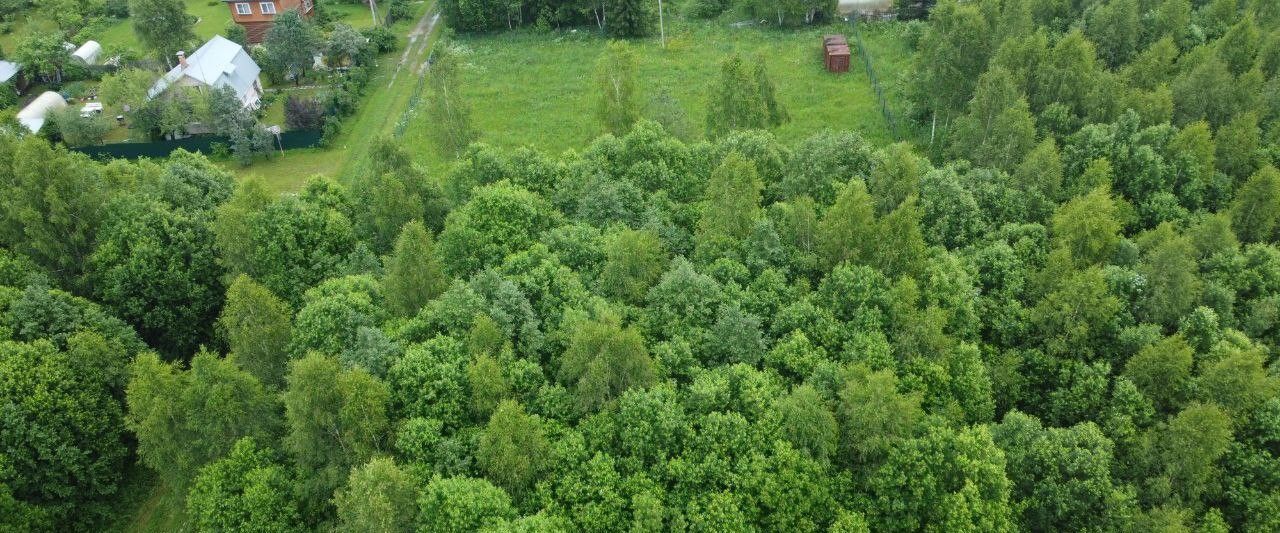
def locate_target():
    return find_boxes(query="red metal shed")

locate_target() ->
[825,44,851,73]
[822,34,851,73]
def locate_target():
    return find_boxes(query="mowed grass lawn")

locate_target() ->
[405,20,912,171]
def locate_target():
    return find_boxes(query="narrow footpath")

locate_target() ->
[335,4,442,179]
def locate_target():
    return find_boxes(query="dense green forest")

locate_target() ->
[4,0,1280,531]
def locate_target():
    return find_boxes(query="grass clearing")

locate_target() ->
[224,146,347,192]
[402,19,912,172]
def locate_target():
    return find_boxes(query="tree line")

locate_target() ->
[440,0,838,36]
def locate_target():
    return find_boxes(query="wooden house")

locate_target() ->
[225,0,315,44]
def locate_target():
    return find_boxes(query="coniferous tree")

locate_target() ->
[606,0,654,37]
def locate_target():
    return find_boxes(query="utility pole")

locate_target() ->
[658,0,665,48]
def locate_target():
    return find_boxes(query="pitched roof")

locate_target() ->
[147,35,260,100]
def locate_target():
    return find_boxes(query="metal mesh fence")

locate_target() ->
[851,15,900,141]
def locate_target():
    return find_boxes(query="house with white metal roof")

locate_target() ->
[147,35,264,108]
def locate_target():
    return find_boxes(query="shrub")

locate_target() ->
[104,0,130,18]
[363,26,396,53]
[210,142,231,159]
[225,21,248,46]
[48,107,113,147]
[0,83,15,110]
[687,0,730,19]
[60,62,91,83]
[323,85,358,117]
[320,115,343,146]
[387,0,412,25]
[61,81,91,99]
[321,65,372,118]
[257,90,279,112]
[284,95,325,130]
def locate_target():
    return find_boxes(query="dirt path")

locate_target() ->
[332,4,441,179]
[389,10,440,88]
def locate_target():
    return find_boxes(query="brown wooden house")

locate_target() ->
[225,0,315,44]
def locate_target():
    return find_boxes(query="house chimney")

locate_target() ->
[177,51,187,68]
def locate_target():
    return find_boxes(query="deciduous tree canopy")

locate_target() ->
[5,1,1280,530]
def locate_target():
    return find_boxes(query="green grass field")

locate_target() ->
[0,0,387,58]
[402,19,912,172]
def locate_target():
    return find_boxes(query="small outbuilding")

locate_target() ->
[826,45,851,73]
[16,91,68,133]
[72,41,102,65]
[823,35,851,73]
